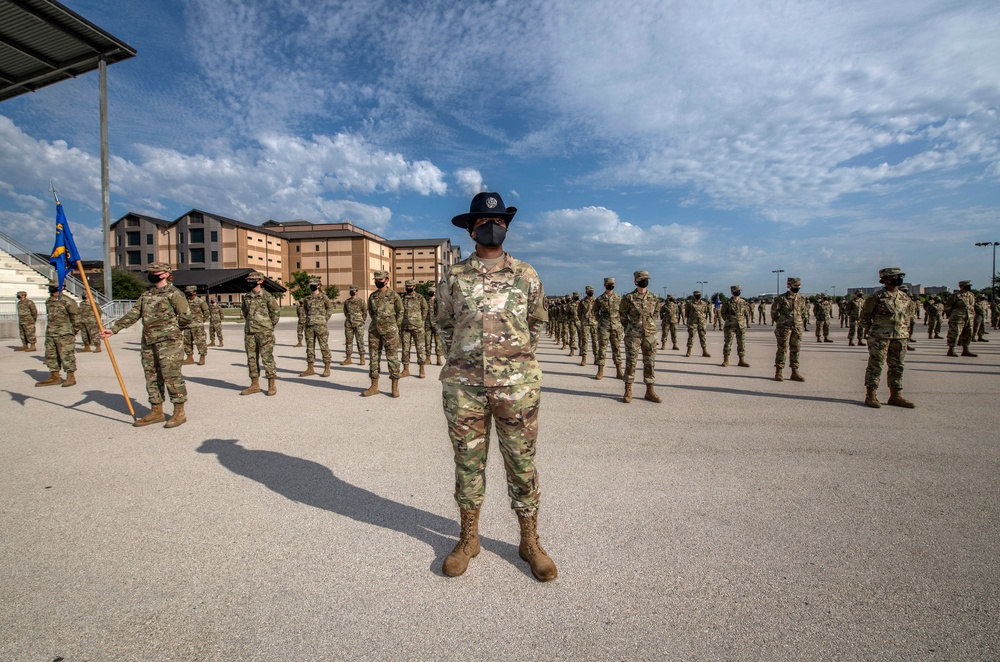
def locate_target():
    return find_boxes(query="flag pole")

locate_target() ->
[51,188,135,420]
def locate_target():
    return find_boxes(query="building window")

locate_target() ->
[147,253,153,263]
[179,232,184,244]
[116,235,121,246]
[190,248,205,263]
[179,253,185,264]
[210,230,218,242]
[315,261,320,268]
[257,238,263,243]
[146,233,154,245]
[296,246,300,252]
[296,262,300,269]
[126,218,139,227]
[267,258,273,262]
[126,231,140,246]
[127,251,141,265]
[315,245,320,251]
[189,228,204,244]
[189,212,204,223]
[211,251,218,262]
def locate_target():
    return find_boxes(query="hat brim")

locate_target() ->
[451,207,517,229]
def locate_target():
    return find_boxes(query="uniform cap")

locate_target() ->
[246,270,265,281]
[878,267,905,279]
[787,277,801,287]
[185,285,198,293]
[604,277,615,285]
[958,279,971,287]
[585,285,594,292]
[451,192,517,228]
[693,290,701,296]
[373,270,389,280]
[572,291,580,297]
[310,276,322,284]
[405,279,416,286]
[730,285,741,293]
[855,290,864,296]
[48,279,58,287]
[428,288,435,294]
[349,285,359,291]
[148,262,172,273]
[16,291,27,297]
[667,294,674,300]
[634,270,649,280]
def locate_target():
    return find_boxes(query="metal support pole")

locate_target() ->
[100,56,112,299]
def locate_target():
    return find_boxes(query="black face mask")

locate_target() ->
[349,291,357,297]
[790,287,801,294]
[473,222,506,247]
[147,273,163,284]
[310,284,318,291]
[48,287,59,294]
[605,285,614,291]
[636,279,649,289]
[887,276,904,288]
[405,287,414,293]
[732,292,741,297]
[374,280,386,289]
[694,294,701,300]
[572,296,580,301]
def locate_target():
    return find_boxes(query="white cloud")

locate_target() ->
[454,169,485,197]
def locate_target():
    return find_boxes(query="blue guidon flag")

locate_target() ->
[50,201,81,290]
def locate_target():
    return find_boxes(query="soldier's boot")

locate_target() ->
[702,349,711,358]
[437,355,443,366]
[322,362,331,377]
[80,344,91,352]
[164,403,187,428]
[934,334,943,339]
[961,347,978,357]
[790,368,805,382]
[672,343,679,351]
[359,353,366,366]
[418,363,426,379]
[907,345,916,352]
[849,339,855,346]
[643,385,662,403]
[341,355,353,365]
[267,377,277,396]
[390,378,400,398]
[594,365,604,380]
[442,508,481,577]
[361,378,380,397]
[568,348,575,357]
[946,346,957,356]
[816,337,822,343]
[517,511,558,582]
[579,356,586,366]
[774,368,784,382]
[133,403,166,427]
[209,341,216,347]
[14,344,27,352]
[887,388,915,408]
[615,364,624,380]
[294,341,303,347]
[737,357,750,368]
[36,371,62,387]
[623,383,633,404]
[240,378,261,395]
[979,336,989,342]
[28,344,36,352]
[60,371,76,387]
[928,331,933,339]
[721,355,729,367]
[865,387,881,408]
[685,347,692,357]
[858,340,866,346]
[400,363,411,378]
[660,340,666,350]
[183,354,195,365]
[299,362,316,377]
[93,343,102,353]
[824,337,833,343]
[198,354,206,365]
[219,340,224,347]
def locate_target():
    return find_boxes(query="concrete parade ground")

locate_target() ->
[1,316,998,660]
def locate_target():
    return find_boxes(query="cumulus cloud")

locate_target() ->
[454,169,485,197]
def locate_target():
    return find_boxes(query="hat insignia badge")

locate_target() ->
[485,197,498,209]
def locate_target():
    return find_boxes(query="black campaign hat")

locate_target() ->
[451,192,517,229]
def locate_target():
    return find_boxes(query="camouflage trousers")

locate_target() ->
[296,321,305,343]
[141,337,187,404]
[400,326,426,365]
[245,330,277,379]
[661,322,677,346]
[815,318,830,340]
[566,321,580,350]
[305,323,331,363]
[972,315,985,340]
[687,323,708,351]
[927,316,941,337]
[723,325,746,357]
[78,319,101,347]
[344,321,365,359]
[19,322,36,347]
[758,310,767,324]
[424,325,441,360]
[369,328,401,379]
[712,312,722,330]
[580,323,598,360]
[596,324,623,367]
[774,325,803,369]
[865,337,906,389]
[946,317,971,349]
[183,323,207,357]
[442,381,541,514]
[209,321,223,344]
[847,317,867,342]
[44,333,76,372]
[624,332,657,385]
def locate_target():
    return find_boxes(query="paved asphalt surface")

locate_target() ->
[1,317,997,660]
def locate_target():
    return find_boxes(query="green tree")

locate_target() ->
[324,284,340,301]
[288,270,313,301]
[93,267,148,300]
[415,282,433,297]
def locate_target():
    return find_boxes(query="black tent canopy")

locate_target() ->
[169,269,286,295]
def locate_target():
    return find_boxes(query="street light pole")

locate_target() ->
[696,281,708,296]
[772,269,784,296]
[975,242,999,304]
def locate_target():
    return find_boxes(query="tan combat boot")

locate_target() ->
[442,508,481,577]
[418,363,426,379]
[594,365,604,380]
[133,403,166,427]
[685,347,692,357]
[774,368,784,382]
[615,364,624,380]
[568,348,575,357]
[361,377,379,397]
[961,347,978,357]
[390,378,400,398]
[865,387,881,408]
[849,339,855,346]
[721,356,730,367]
[946,346,957,356]
[299,362,316,376]
[60,371,76,387]
[858,340,866,346]
[294,340,303,347]
[93,343,101,353]
[579,356,586,366]
[183,354,194,365]
[80,344,91,352]
[816,337,822,343]
[644,384,662,403]
[198,355,206,365]
[164,403,187,428]
[322,362,331,377]
[359,354,366,366]
[267,378,277,396]
[209,340,216,347]
[702,349,711,358]
[517,511,558,582]
[35,371,62,387]
[887,388,915,408]
[436,355,443,366]
[660,340,666,350]
[400,363,410,378]
[341,356,353,365]
[219,340,224,347]
[14,344,27,352]
[737,357,750,368]
[623,383,632,404]
[240,378,261,395]
[790,369,805,382]
[28,344,36,352]
[672,343,679,351]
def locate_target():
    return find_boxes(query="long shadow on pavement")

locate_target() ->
[3,388,133,423]
[195,438,530,578]
[666,383,863,406]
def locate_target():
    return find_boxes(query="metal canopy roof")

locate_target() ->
[0,0,136,102]
[169,269,287,295]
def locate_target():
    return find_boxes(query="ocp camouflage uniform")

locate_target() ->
[772,286,807,376]
[242,289,280,379]
[111,284,192,405]
[973,297,990,341]
[660,298,680,349]
[342,291,367,362]
[44,292,78,374]
[944,286,975,354]
[577,289,598,364]
[861,287,910,391]
[295,299,307,345]
[595,282,623,374]
[367,286,404,380]
[424,292,443,364]
[620,287,660,386]
[565,295,581,355]
[926,299,944,338]
[847,293,867,345]
[208,302,224,345]
[813,297,833,342]
[16,294,37,350]
[400,286,428,369]
[437,251,547,514]
[76,297,102,352]
[757,300,767,325]
[720,292,750,362]
[183,293,209,359]
[303,288,334,366]
[684,297,711,355]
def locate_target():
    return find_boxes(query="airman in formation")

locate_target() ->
[813,294,833,343]
[593,277,623,380]
[363,270,404,397]
[772,277,807,382]
[299,277,334,377]
[35,280,78,388]
[208,299,224,347]
[578,286,599,366]
[944,280,977,357]
[341,285,367,365]
[684,291,711,358]
[399,279,428,378]
[847,290,866,346]
[424,287,443,366]
[77,292,102,353]
[14,290,37,352]
[182,285,209,365]
[660,295,680,351]
[240,271,280,396]
[720,285,750,368]
[861,267,915,409]
[619,270,662,403]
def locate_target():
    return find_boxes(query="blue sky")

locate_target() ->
[1,0,998,297]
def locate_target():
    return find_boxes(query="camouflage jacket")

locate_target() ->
[619,290,660,338]
[847,297,865,318]
[578,296,598,326]
[77,300,96,322]
[400,291,429,330]
[943,291,975,322]
[304,290,334,326]
[242,290,280,334]
[771,292,807,329]
[368,288,404,336]
[720,296,749,329]
[343,296,367,326]
[208,305,223,322]
[813,299,833,320]
[594,291,623,330]
[684,299,711,325]
[926,302,943,320]
[295,301,307,322]
[565,299,581,323]
[112,285,192,344]
[188,296,209,323]
[45,294,78,336]
[424,296,438,330]
[17,298,37,323]
[660,301,680,324]
[861,288,910,339]
[975,299,990,319]
[436,252,547,387]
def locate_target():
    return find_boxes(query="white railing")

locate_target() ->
[0,228,110,306]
